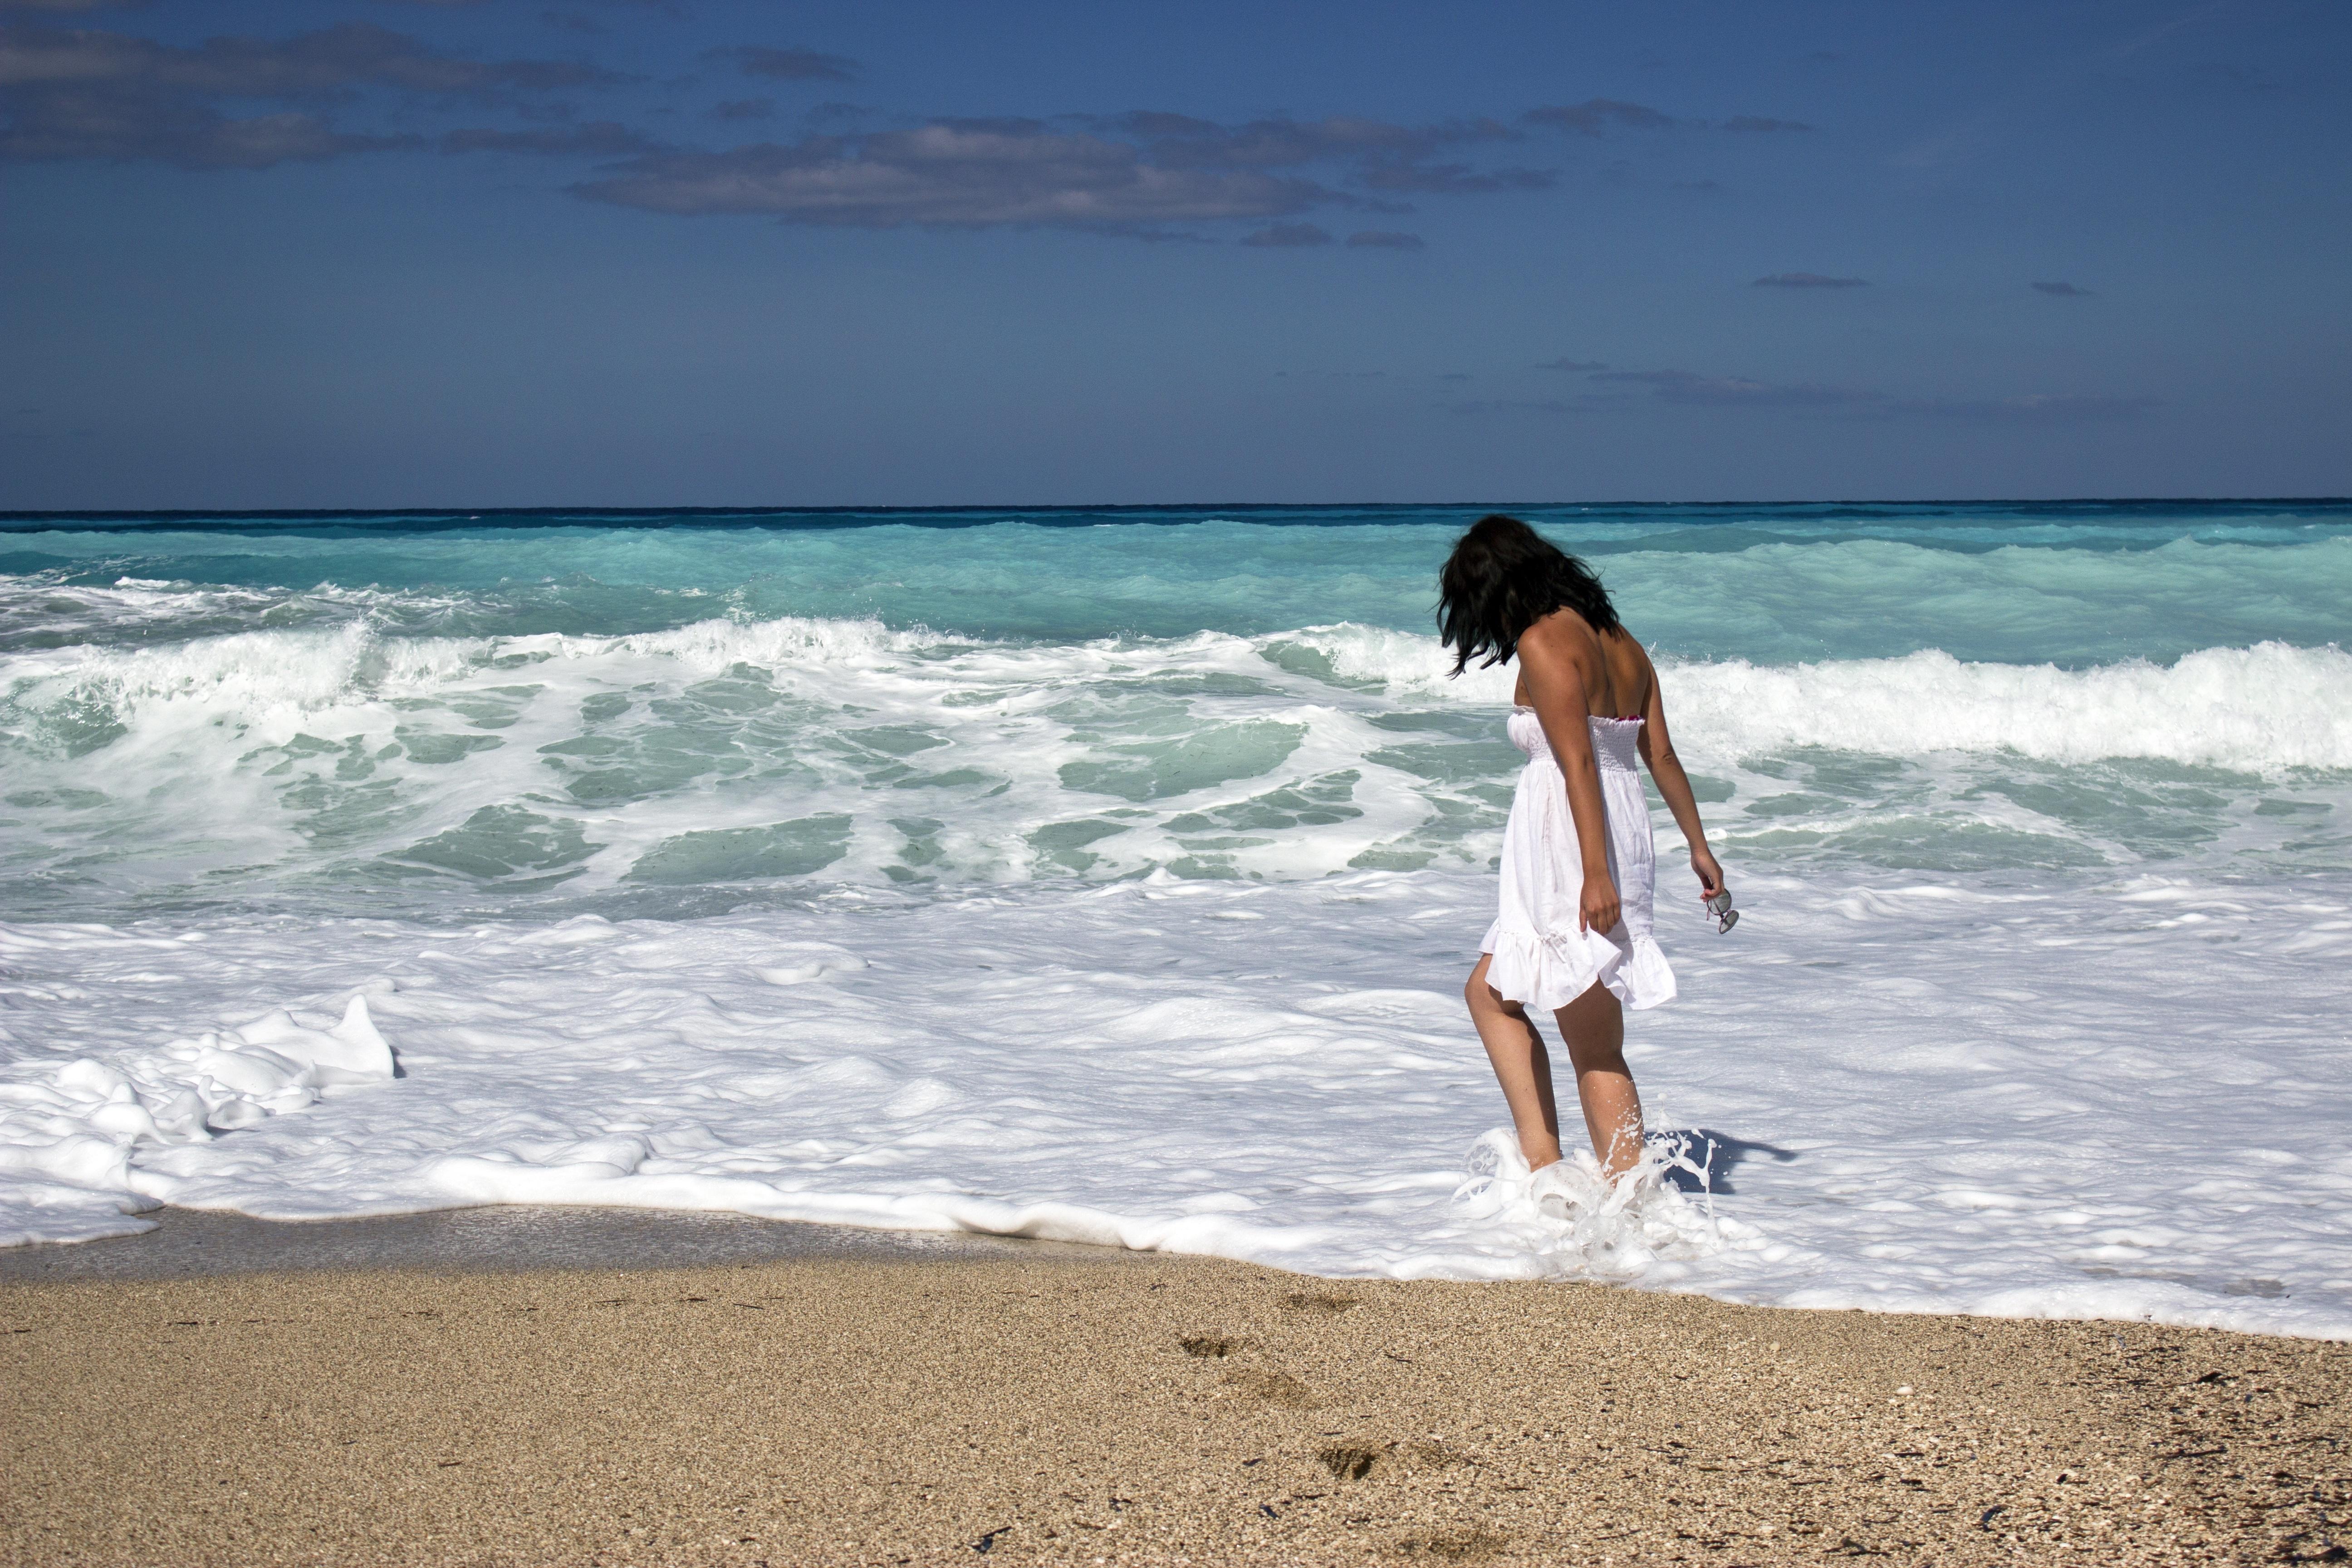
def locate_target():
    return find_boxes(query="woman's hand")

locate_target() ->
[1691,847,1725,898]
[1579,872,1622,936]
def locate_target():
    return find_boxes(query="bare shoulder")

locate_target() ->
[1511,611,1600,706]
[1518,608,1601,666]
[1616,626,1658,680]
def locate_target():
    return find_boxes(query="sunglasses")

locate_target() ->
[1704,889,1740,934]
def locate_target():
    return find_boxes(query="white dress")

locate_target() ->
[1479,707,1678,1012]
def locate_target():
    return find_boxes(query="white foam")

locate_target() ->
[5,616,2343,920]
[25,612,2344,774]
[3,867,2348,1338]
[1663,642,2352,772]
[1287,624,2352,772]
[0,951,394,1245]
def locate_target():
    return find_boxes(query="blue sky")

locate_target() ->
[1,0,2345,507]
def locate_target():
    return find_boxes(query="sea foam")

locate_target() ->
[2,868,2347,1338]
[6,615,2344,921]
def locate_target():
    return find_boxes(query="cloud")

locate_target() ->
[574,123,1333,230]
[1535,357,1607,371]
[441,120,655,156]
[1584,366,2156,423]
[802,101,873,131]
[0,21,621,166]
[0,92,412,168]
[1241,221,1332,247]
[569,107,1580,235]
[1445,399,1585,414]
[2032,280,2093,297]
[1094,110,1548,199]
[706,44,855,83]
[1891,394,2156,422]
[1526,100,1812,139]
[1362,160,1551,193]
[1525,99,1674,135]
[1593,369,1875,407]
[1752,272,1868,288]
[0,21,616,97]
[0,41,1816,227]
[1104,110,1517,169]
[1345,229,1422,249]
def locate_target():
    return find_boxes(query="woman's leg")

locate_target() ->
[1554,980,1644,1177]
[1465,953,1564,1170]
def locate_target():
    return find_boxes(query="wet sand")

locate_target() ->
[0,1204,1108,1284]
[6,1226,2348,1567]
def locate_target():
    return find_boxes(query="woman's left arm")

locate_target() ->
[1635,652,1725,897]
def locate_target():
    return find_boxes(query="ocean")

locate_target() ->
[3,501,2348,1335]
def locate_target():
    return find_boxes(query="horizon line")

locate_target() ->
[4,494,2348,528]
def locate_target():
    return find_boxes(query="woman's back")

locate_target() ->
[1513,612,1653,718]
[1595,626,1653,718]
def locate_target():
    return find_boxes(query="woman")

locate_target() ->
[1439,514,1727,1182]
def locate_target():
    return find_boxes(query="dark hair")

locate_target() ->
[1436,513,1622,676]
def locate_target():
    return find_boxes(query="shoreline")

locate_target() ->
[0,1204,1130,1285]
[8,1247,2346,1564]
[11,861,2349,1341]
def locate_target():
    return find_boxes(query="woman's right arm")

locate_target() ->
[1635,653,1726,898]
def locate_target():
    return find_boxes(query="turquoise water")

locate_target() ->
[2,500,2347,920]
[7,500,2350,660]
[8,503,2352,1332]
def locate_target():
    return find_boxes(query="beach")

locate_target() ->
[9,0,2347,1555]
[8,1226,2347,1565]
[3,501,2349,1568]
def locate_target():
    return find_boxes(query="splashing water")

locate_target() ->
[1452,1129,1768,1281]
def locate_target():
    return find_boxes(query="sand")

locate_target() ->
[5,1248,2348,1566]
